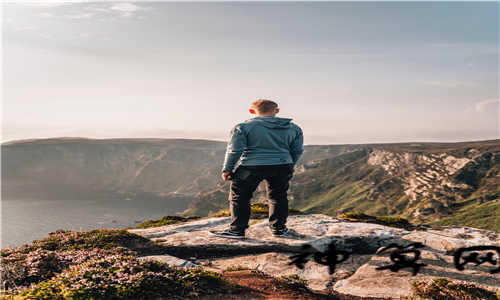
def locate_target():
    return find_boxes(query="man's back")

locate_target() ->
[222,116,304,172]
[211,99,303,239]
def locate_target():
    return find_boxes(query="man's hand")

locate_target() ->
[221,171,233,181]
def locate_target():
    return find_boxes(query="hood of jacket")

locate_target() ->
[249,116,293,129]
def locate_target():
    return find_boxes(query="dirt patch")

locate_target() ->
[197,270,394,300]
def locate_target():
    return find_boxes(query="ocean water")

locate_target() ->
[1,198,181,248]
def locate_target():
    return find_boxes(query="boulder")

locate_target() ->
[138,254,200,268]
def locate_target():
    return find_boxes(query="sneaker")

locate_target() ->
[271,227,292,237]
[208,229,245,239]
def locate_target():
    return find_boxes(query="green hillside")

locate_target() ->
[184,141,500,232]
[3,137,499,232]
[289,149,405,216]
[429,198,500,232]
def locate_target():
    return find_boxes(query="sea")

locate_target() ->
[1,198,181,248]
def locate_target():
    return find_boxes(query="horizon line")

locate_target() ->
[2,135,499,147]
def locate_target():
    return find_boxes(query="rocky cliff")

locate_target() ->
[184,140,500,231]
[2,138,227,202]
[3,137,499,231]
[128,214,500,299]
[366,148,499,217]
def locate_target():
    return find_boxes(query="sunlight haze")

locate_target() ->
[3,2,499,144]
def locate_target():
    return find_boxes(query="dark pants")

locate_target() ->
[229,163,294,232]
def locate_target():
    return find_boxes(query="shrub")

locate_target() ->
[338,211,413,229]
[1,229,160,295]
[1,229,155,256]
[223,265,248,272]
[375,216,412,228]
[410,278,497,300]
[135,216,201,229]
[1,229,242,299]
[212,203,303,218]
[3,253,234,300]
[1,247,131,294]
[340,211,372,220]
[212,209,231,217]
[279,274,310,293]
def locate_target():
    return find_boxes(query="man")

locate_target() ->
[209,99,304,239]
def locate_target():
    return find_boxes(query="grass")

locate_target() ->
[279,274,310,293]
[223,265,249,272]
[211,203,303,219]
[337,211,414,230]
[134,215,201,229]
[409,278,498,300]
[290,153,403,218]
[300,182,369,214]
[429,198,500,232]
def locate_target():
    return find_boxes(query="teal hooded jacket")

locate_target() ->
[222,116,304,172]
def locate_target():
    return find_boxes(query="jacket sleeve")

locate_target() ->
[221,124,247,172]
[290,126,304,165]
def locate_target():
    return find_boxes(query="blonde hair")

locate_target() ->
[251,99,278,113]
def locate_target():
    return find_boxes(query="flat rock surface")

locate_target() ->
[128,214,500,298]
[334,246,500,298]
[129,215,407,253]
[402,226,499,251]
[204,252,373,291]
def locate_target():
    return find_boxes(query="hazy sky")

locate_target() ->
[2,1,499,144]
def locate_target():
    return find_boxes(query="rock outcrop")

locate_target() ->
[366,148,498,210]
[128,214,500,299]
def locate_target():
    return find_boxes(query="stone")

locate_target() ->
[138,254,200,268]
